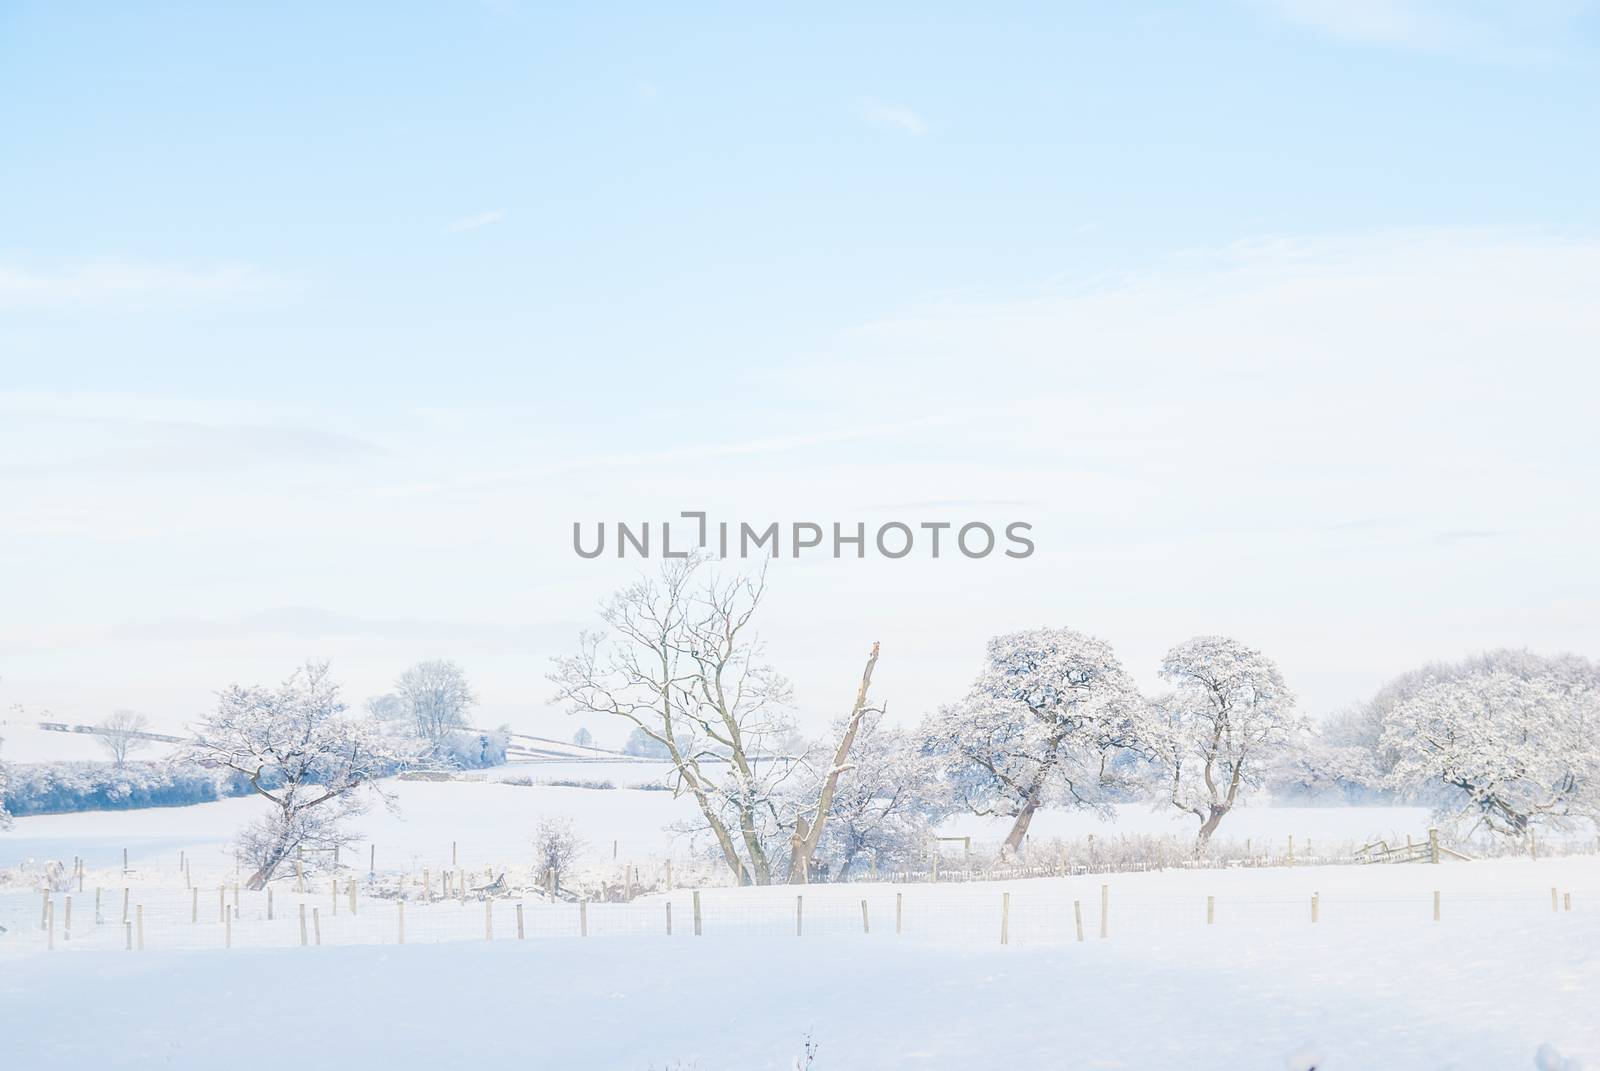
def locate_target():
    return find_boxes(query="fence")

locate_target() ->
[7,867,1594,957]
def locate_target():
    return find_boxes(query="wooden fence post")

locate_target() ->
[1207,895,1215,926]
[579,900,588,938]
[350,880,357,916]
[40,889,48,929]
[122,887,130,925]
[452,841,457,867]
[312,907,322,946]
[124,919,132,950]
[299,904,308,946]
[516,902,525,939]
[1433,890,1440,922]
[1312,893,1320,924]
[370,844,376,877]
[136,904,144,950]
[219,885,226,923]
[666,901,673,936]
[63,894,71,940]
[1100,884,1109,939]
[1287,835,1294,866]
[796,895,803,937]
[1074,899,1084,942]
[95,887,102,926]
[665,859,673,891]
[45,900,54,950]
[1000,892,1010,945]
[896,892,903,935]
[191,887,199,923]
[331,878,338,917]
[693,891,702,936]
[1564,892,1572,912]
[1552,887,1559,912]
[295,858,304,893]
[861,899,870,935]
[398,902,405,945]
[1429,828,1440,865]
[267,887,274,921]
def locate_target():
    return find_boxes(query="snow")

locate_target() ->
[3,857,1597,1068]
[3,779,1599,1068]
[0,774,704,872]
[937,800,1439,848]
[0,719,184,764]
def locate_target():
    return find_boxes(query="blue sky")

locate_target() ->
[2,2,1598,736]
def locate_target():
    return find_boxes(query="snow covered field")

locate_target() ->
[5,783,1598,1069]
[3,858,1596,1069]
[0,770,1443,873]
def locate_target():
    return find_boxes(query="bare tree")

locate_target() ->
[97,709,151,767]
[395,660,476,753]
[534,815,584,893]
[551,557,808,885]
[181,661,416,888]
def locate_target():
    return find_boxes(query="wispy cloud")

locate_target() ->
[0,258,284,310]
[859,98,929,135]
[444,210,506,234]
[1251,0,1583,62]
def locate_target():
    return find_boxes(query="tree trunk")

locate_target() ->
[1193,804,1229,854]
[245,823,297,890]
[1002,797,1040,855]
[788,642,880,883]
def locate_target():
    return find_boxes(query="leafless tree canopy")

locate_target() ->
[394,659,477,751]
[97,709,151,767]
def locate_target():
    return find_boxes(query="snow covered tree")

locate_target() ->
[1154,636,1301,851]
[0,734,11,831]
[97,709,151,767]
[182,661,416,888]
[921,627,1148,854]
[572,727,595,748]
[623,726,671,758]
[805,706,947,880]
[394,659,476,753]
[1381,652,1600,837]
[785,641,885,883]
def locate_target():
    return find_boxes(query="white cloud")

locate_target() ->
[1251,0,1585,61]
[444,210,507,234]
[859,98,929,135]
[0,257,282,310]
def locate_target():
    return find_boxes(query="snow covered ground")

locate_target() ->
[3,858,1596,1069]
[0,719,185,763]
[4,781,1598,1068]
[0,769,1448,875]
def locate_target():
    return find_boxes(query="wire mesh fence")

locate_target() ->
[6,870,1595,957]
